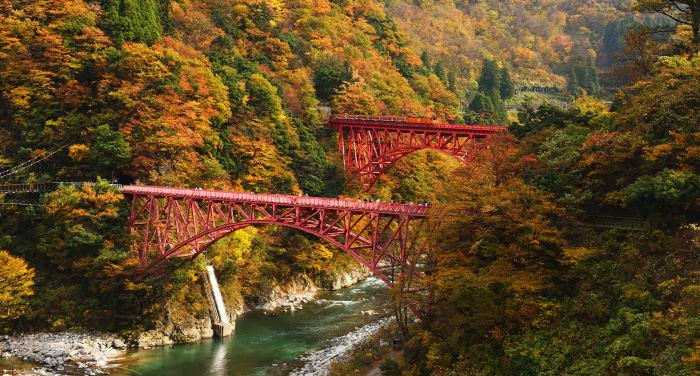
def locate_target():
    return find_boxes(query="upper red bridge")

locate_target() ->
[328,115,507,190]
[122,185,435,291]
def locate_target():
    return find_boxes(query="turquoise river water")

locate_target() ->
[110,277,389,376]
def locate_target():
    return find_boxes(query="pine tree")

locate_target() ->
[434,61,447,84]
[572,57,600,96]
[447,71,456,92]
[314,61,353,101]
[489,90,509,125]
[468,92,494,113]
[499,66,515,100]
[586,56,600,95]
[575,64,591,94]
[103,0,165,46]
[567,70,579,97]
[467,92,495,124]
[477,59,501,94]
[420,51,432,75]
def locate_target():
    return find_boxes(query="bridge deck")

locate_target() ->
[120,185,431,216]
[0,183,49,194]
[328,116,507,135]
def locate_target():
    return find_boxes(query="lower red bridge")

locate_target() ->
[122,185,435,291]
[329,115,507,190]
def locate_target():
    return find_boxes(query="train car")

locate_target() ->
[331,114,440,124]
[405,117,437,124]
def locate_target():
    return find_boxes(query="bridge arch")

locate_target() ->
[352,145,472,191]
[146,220,413,287]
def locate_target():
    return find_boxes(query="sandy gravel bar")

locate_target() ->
[1,332,127,375]
[289,317,392,376]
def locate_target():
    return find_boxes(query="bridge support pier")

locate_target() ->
[204,266,232,337]
[212,322,232,337]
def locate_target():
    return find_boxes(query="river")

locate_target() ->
[112,277,390,376]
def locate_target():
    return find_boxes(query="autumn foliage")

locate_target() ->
[0,250,35,323]
[3,0,700,373]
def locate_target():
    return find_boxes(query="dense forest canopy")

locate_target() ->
[2,0,700,374]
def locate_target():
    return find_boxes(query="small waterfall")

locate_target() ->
[204,265,232,337]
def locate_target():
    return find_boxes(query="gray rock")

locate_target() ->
[47,350,69,358]
[111,338,126,349]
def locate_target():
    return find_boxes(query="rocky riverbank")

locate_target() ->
[289,317,393,376]
[0,332,127,376]
[251,267,371,312]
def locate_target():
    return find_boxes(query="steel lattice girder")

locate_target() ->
[123,186,435,290]
[329,118,507,190]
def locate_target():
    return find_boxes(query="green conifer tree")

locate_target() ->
[419,51,431,75]
[434,61,447,84]
[499,66,515,100]
[477,59,502,94]
[468,92,494,113]
[447,71,456,92]
[574,64,591,94]
[567,69,579,97]
[467,92,495,124]
[103,0,165,46]
[586,56,600,95]
[489,90,509,125]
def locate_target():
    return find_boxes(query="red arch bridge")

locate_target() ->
[122,185,438,293]
[328,115,507,190]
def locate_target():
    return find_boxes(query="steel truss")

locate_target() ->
[329,117,507,190]
[124,186,435,291]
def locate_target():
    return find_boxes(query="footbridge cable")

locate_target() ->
[0,144,69,181]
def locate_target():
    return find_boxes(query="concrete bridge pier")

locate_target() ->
[204,265,232,337]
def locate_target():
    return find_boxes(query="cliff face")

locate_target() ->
[133,266,371,348]
[250,267,371,311]
[133,302,216,348]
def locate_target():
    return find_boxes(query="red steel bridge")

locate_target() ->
[123,186,434,290]
[328,114,507,190]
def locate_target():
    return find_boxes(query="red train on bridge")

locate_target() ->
[332,114,437,124]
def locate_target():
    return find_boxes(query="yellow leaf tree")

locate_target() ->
[0,250,35,320]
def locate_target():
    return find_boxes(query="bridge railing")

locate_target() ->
[333,114,410,122]
[57,182,123,189]
[329,117,507,133]
[1,182,124,195]
[585,215,648,231]
[0,183,53,194]
[121,186,432,216]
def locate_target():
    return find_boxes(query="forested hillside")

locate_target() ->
[386,0,627,89]
[3,0,700,374]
